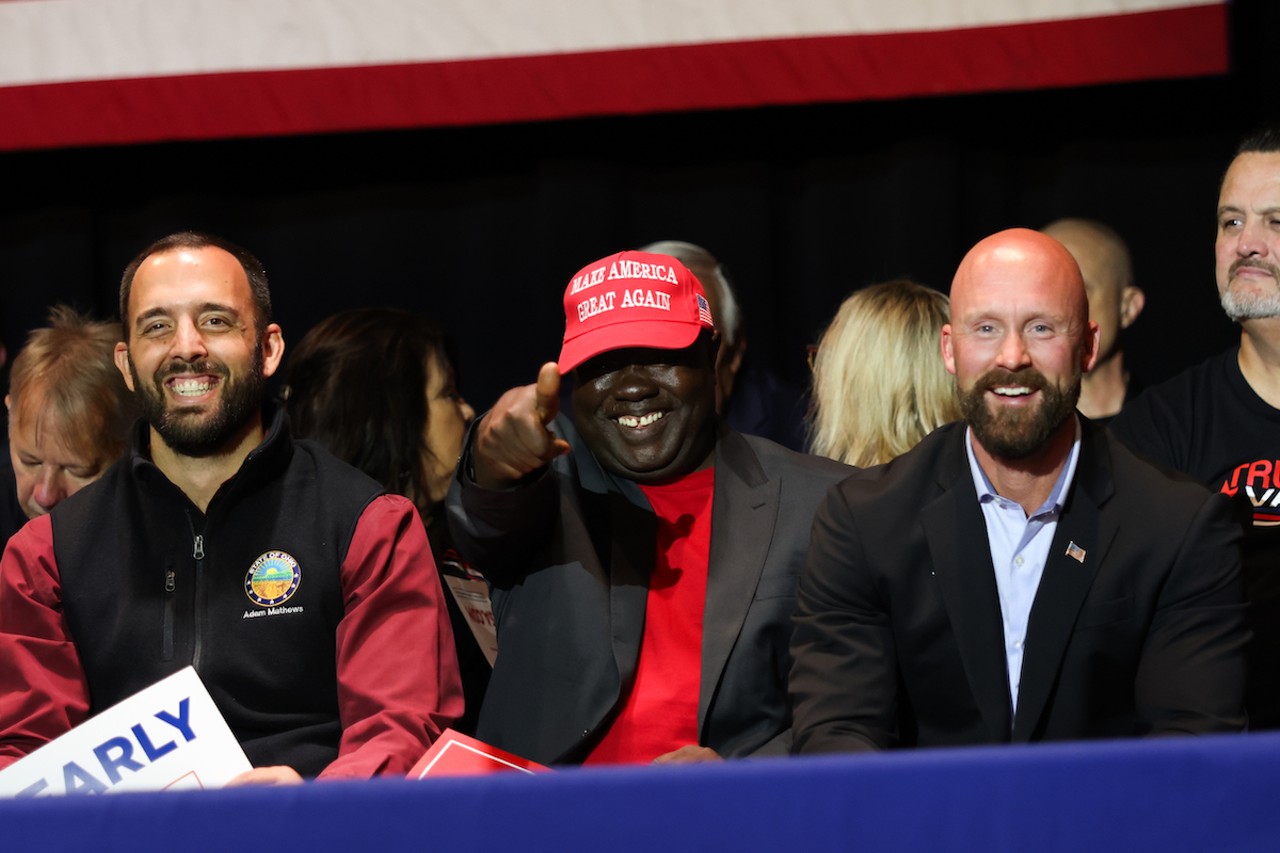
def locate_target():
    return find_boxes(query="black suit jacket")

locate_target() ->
[446,416,850,764]
[790,419,1249,753]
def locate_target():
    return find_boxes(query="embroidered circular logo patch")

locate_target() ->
[244,551,301,607]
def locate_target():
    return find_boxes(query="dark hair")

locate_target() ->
[119,231,272,335]
[283,308,453,514]
[1237,123,1280,156]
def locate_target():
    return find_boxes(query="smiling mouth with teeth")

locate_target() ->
[617,411,664,428]
[992,387,1033,397]
[169,378,217,397]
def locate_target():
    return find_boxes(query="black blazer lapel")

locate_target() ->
[1013,424,1117,742]
[700,430,775,731]
[923,433,1013,742]
[574,428,656,704]
[606,488,656,691]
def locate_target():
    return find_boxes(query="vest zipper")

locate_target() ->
[192,527,204,666]
[189,523,207,671]
[162,562,177,662]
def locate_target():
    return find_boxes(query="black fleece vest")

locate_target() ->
[51,416,382,776]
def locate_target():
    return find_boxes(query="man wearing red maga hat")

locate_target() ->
[445,250,851,765]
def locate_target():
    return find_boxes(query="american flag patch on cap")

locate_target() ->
[696,293,714,326]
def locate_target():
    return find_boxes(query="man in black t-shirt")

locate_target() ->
[1111,124,1280,729]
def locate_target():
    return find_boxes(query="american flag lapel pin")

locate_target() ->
[1065,541,1086,564]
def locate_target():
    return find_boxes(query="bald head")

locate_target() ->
[1041,219,1142,364]
[1041,219,1131,289]
[943,228,1099,461]
[951,228,1090,327]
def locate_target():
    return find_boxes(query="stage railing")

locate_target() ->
[6,731,1278,852]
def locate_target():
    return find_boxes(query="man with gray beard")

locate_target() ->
[790,227,1247,753]
[1112,123,1280,729]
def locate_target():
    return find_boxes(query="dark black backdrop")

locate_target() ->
[2,1,1276,412]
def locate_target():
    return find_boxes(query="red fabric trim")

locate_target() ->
[0,5,1226,151]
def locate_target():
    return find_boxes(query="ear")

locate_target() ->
[1081,319,1101,373]
[706,329,722,363]
[1119,286,1145,329]
[3,394,10,414]
[114,342,136,392]
[716,333,746,402]
[941,324,957,376]
[260,323,286,379]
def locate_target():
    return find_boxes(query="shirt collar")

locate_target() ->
[964,416,1082,517]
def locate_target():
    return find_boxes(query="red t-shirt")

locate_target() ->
[584,467,715,764]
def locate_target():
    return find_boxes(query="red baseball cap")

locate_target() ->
[558,250,716,373]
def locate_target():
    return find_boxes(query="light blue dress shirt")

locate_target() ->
[964,419,1081,716]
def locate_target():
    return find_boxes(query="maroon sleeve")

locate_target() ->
[318,495,464,779]
[0,516,91,768]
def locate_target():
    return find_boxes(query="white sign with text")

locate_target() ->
[0,667,251,797]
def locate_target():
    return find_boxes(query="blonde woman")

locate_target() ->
[808,279,961,467]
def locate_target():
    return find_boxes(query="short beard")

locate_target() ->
[958,367,1079,459]
[1221,259,1280,320]
[1221,289,1280,321]
[130,344,265,457]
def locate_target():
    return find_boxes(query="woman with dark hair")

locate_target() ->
[284,307,490,734]
[285,308,473,518]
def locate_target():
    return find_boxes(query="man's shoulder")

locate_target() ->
[1109,344,1280,476]
[850,420,965,479]
[1085,424,1224,521]
[829,421,965,503]
[1093,424,1211,490]
[1,512,54,563]
[1079,429,1240,573]
[1115,347,1238,423]
[289,438,386,493]
[734,430,852,484]
[51,453,135,520]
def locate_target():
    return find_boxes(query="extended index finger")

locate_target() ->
[534,361,561,425]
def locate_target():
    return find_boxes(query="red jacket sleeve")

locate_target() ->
[0,516,90,769]
[319,495,464,778]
